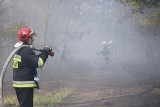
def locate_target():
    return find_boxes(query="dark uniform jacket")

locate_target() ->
[13,46,49,88]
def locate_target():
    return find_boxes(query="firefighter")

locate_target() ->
[101,40,113,65]
[13,28,53,107]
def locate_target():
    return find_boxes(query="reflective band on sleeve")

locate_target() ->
[13,81,37,88]
[38,57,44,68]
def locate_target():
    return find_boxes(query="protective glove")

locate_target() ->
[49,51,54,57]
[44,46,52,53]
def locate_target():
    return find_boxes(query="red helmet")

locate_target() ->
[18,28,35,43]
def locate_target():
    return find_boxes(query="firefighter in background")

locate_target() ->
[60,48,66,65]
[100,40,113,65]
[13,28,54,107]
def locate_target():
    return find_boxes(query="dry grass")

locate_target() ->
[4,87,75,107]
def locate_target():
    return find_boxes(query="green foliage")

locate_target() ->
[0,22,27,38]
[6,22,27,33]
[139,13,160,36]
[0,21,27,47]
[140,13,160,27]
[118,0,160,13]
[118,0,160,36]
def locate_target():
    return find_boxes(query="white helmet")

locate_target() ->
[108,40,112,45]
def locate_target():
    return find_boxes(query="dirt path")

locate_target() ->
[3,58,160,107]
[43,58,160,107]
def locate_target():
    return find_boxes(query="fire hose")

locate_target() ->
[0,45,54,107]
[0,45,30,107]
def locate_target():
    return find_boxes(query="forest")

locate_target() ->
[0,0,160,107]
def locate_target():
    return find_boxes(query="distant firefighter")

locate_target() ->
[60,48,66,64]
[99,40,113,65]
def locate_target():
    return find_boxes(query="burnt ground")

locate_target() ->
[39,57,160,107]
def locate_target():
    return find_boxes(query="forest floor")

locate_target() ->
[40,57,160,107]
[3,57,160,107]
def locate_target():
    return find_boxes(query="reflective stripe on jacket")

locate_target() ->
[13,81,37,88]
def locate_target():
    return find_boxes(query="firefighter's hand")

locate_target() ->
[49,51,54,57]
[44,46,52,52]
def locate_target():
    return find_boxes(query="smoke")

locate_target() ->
[1,1,160,103]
